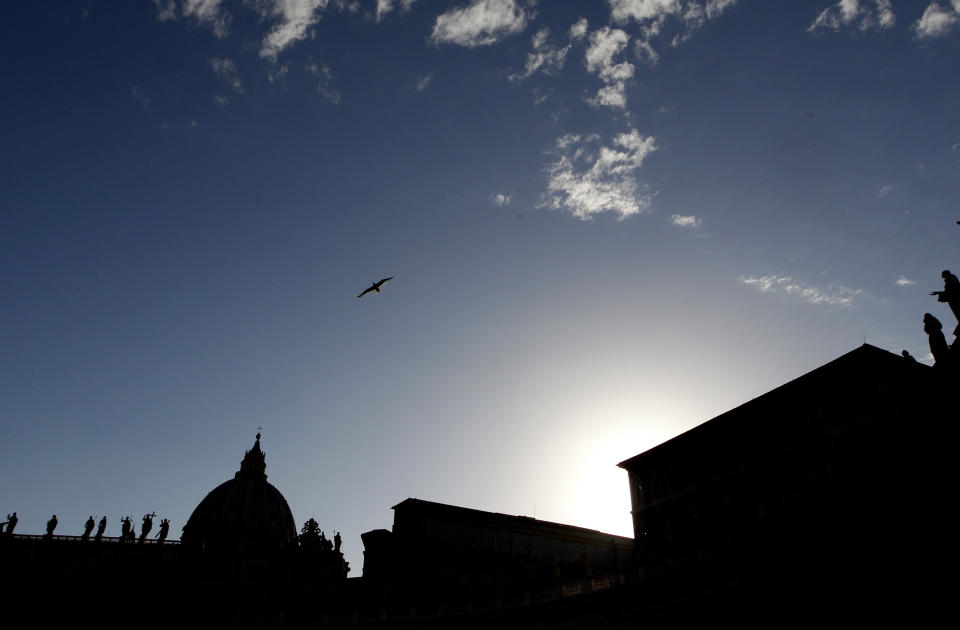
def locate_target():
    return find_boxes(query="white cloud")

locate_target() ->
[584,27,634,109]
[257,0,331,60]
[739,274,862,307]
[608,0,682,22]
[492,193,511,206]
[307,62,341,105]
[607,0,737,64]
[808,0,896,33]
[152,0,231,38]
[913,2,960,39]
[510,19,589,82]
[306,62,332,79]
[589,84,626,108]
[213,94,229,109]
[570,17,589,40]
[317,85,342,105]
[511,28,566,81]
[531,85,552,106]
[670,214,701,228]
[416,73,434,92]
[131,86,150,110]
[210,57,244,93]
[155,1,364,58]
[154,0,177,20]
[878,184,893,197]
[376,0,417,21]
[268,64,290,85]
[585,27,630,74]
[542,129,658,221]
[430,0,529,48]
[896,275,916,287]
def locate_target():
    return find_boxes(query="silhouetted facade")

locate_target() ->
[617,344,953,627]
[0,435,348,626]
[355,498,632,620]
[2,345,955,627]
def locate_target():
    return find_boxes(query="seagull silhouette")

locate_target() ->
[357,277,393,298]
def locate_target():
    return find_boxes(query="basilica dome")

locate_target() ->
[182,433,297,550]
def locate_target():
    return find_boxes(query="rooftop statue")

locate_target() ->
[121,516,134,542]
[2,512,16,535]
[95,516,106,542]
[923,313,949,367]
[139,513,155,544]
[930,269,960,336]
[82,516,95,541]
[45,514,58,538]
[156,518,170,544]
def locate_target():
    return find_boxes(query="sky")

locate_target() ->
[1,0,958,574]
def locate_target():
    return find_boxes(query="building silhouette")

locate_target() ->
[1,344,953,626]
[615,344,953,627]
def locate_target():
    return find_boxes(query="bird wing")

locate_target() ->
[357,285,375,298]
[376,276,394,287]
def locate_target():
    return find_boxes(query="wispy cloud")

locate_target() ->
[430,0,529,48]
[913,2,960,39]
[416,73,434,92]
[511,27,568,81]
[607,0,738,65]
[268,64,290,86]
[739,274,862,307]
[492,192,511,206]
[131,86,150,111]
[570,17,589,40]
[808,0,896,33]
[307,62,341,105]
[584,26,634,109]
[376,0,417,22]
[670,214,702,228]
[155,1,359,59]
[257,0,332,60]
[541,129,657,221]
[213,94,229,109]
[210,57,244,93]
[896,275,916,286]
[510,19,588,82]
[878,184,893,197]
[152,0,231,39]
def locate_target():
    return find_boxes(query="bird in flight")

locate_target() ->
[358,277,394,298]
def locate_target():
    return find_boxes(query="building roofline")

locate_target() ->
[391,498,633,543]
[617,344,928,469]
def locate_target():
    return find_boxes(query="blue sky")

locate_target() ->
[2,0,958,573]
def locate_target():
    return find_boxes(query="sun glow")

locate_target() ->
[546,396,701,538]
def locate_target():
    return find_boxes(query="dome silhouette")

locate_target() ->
[181,433,297,549]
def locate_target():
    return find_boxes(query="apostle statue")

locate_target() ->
[82,516,95,541]
[923,313,949,366]
[930,270,960,336]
